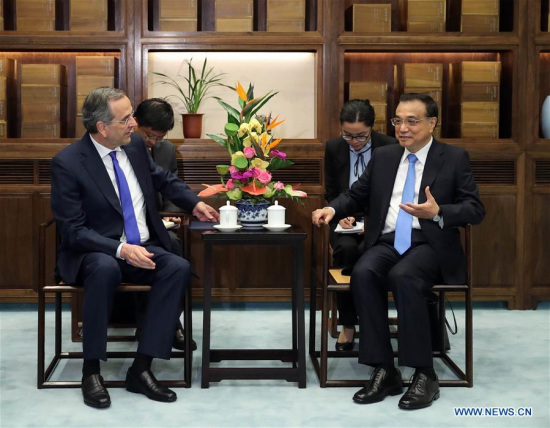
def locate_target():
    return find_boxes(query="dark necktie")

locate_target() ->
[352,145,372,177]
[109,151,140,245]
[394,153,418,255]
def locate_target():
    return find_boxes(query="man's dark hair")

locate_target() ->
[134,98,175,132]
[339,99,376,127]
[399,92,439,120]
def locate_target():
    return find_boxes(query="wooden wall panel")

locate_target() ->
[531,193,550,286]
[471,193,517,287]
[0,194,34,289]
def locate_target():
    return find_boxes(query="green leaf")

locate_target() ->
[268,157,293,171]
[214,97,241,123]
[242,92,278,122]
[207,133,229,149]
[234,157,248,169]
[216,165,230,175]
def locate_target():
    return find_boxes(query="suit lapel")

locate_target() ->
[79,135,122,215]
[336,139,351,190]
[419,140,445,203]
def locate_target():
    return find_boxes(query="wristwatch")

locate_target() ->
[432,207,442,222]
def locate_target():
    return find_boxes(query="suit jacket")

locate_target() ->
[324,131,398,203]
[50,133,200,284]
[151,139,179,212]
[329,139,485,284]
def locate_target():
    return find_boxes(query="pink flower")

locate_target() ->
[228,166,238,174]
[257,170,272,184]
[226,179,235,190]
[274,181,284,191]
[243,147,255,158]
[270,150,287,160]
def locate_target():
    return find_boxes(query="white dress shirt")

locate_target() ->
[90,136,150,257]
[382,138,433,234]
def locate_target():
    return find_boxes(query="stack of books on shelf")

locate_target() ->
[349,81,389,134]
[407,0,446,32]
[70,0,108,31]
[159,0,197,32]
[20,64,65,138]
[215,0,253,32]
[459,61,501,138]
[0,58,15,138]
[461,0,499,33]
[75,56,118,137]
[352,4,391,32]
[401,63,443,137]
[17,0,56,31]
[266,0,305,32]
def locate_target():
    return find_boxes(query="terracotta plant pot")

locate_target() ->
[181,113,204,138]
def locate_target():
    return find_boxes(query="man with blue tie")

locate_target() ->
[51,87,219,409]
[312,93,485,410]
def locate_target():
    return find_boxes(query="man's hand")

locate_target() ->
[399,186,439,219]
[163,216,181,224]
[339,216,356,229]
[312,207,334,226]
[120,244,156,269]
[193,201,220,222]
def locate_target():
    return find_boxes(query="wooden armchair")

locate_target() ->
[37,212,194,389]
[309,223,473,388]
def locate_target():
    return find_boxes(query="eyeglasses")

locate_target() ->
[341,131,370,143]
[106,110,135,126]
[144,134,166,143]
[390,117,431,127]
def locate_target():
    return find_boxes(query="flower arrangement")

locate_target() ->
[198,82,307,203]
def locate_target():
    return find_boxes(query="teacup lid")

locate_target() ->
[268,200,285,211]
[219,200,237,211]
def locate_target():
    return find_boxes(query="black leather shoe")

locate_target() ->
[353,366,403,404]
[335,337,355,352]
[398,371,440,410]
[125,367,177,403]
[82,374,111,409]
[172,326,197,351]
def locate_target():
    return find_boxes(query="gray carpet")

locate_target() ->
[1,302,549,428]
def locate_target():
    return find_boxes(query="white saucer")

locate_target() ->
[213,224,243,232]
[262,224,291,232]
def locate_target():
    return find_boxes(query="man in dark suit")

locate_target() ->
[51,87,219,409]
[324,99,397,351]
[312,93,485,410]
[132,98,196,351]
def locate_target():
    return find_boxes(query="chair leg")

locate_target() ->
[37,289,46,388]
[466,288,473,387]
[320,288,331,387]
[183,285,192,388]
[327,292,339,339]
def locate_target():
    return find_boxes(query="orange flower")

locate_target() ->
[198,183,228,197]
[266,115,285,130]
[236,81,248,102]
[241,183,267,196]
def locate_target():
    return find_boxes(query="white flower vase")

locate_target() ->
[542,96,550,139]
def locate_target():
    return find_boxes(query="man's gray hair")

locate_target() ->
[82,87,127,134]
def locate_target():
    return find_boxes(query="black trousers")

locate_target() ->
[329,226,364,326]
[350,230,442,368]
[77,244,190,361]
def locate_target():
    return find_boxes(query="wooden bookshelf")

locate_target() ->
[0,0,548,309]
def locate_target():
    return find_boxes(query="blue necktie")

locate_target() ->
[109,151,140,245]
[394,154,418,255]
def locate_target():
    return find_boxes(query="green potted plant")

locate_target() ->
[152,58,228,138]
